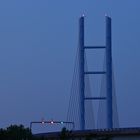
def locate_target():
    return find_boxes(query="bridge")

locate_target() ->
[66,15,119,130]
[31,15,119,132]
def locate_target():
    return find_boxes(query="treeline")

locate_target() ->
[0,125,110,140]
[0,124,40,140]
[0,125,70,140]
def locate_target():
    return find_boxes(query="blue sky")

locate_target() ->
[0,0,140,132]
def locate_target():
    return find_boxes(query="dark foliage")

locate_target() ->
[59,127,71,140]
[0,124,32,140]
[0,125,112,140]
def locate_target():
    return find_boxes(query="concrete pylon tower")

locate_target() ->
[78,15,113,130]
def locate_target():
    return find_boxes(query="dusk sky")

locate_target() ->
[0,0,140,133]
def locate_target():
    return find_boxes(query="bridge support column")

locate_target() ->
[106,16,113,129]
[79,15,85,130]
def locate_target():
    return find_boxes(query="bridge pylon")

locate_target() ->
[78,15,113,130]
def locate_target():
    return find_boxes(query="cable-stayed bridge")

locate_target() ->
[30,16,119,133]
[66,15,119,130]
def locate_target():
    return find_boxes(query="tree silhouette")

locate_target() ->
[59,127,72,140]
[0,124,32,140]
